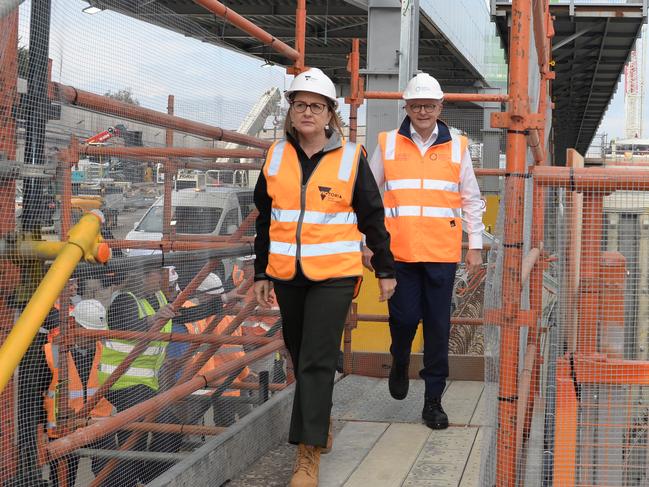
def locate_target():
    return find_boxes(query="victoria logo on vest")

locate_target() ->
[318,186,343,202]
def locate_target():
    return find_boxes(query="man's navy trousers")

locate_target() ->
[388,261,457,399]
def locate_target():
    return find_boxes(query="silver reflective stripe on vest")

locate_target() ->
[384,130,397,160]
[338,142,357,182]
[267,140,287,176]
[272,209,358,225]
[422,179,459,192]
[99,363,156,378]
[104,340,165,356]
[271,208,300,223]
[451,135,462,164]
[269,241,297,256]
[385,179,421,191]
[69,390,84,399]
[87,387,98,397]
[385,206,421,218]
[422,206,462,218]
[300,240,361,257]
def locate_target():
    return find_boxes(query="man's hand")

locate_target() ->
[378,278,397,302]
[362,246,374,272]
[148,303,177,324]
[254,280,274,308]
[465,249,483,276]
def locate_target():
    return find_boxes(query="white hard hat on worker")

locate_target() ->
[284,67,338,108]
[71,299,107,330]
[402,73,444,101]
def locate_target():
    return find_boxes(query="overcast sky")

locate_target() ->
[15,1,649,146]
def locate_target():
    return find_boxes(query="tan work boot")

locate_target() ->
[321,420,333,454]
[289,443,321,487]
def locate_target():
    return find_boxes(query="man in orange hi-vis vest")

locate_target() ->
[44,299,112,486]
[364,73,485,430]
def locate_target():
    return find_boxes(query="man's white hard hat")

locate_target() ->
[71,299,107,330]
[197,273,224,295]
[163,265,178,284]
[402,73,444,101]
[285,68,338,108]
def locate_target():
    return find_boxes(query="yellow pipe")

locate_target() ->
[0,212,105,393]
[20,239,111,264]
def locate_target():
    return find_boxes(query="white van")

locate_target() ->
[123,187,255,279]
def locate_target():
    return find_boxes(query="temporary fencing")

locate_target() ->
[0,1,294,485]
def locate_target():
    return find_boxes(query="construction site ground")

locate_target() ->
[228,375,486,487]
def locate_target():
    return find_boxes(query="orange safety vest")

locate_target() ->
[263,138,364,281]
[43,328,112,438]
[182,301,249,397]
[378,129,468,263]
[232,265,245,287]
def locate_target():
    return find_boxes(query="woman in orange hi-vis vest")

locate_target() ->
[364,73,485,431]
[253,68,396,487]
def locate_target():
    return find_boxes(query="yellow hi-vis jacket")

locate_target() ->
[378,129,468,263]
[97,291,172,391]
[43,328,112,438]
[263,138,364,281]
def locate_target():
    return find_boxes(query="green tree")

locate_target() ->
[104,88,140,105]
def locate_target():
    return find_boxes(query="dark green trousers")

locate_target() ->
[274,278,355,447]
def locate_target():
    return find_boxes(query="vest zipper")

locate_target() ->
[295,152,326,264]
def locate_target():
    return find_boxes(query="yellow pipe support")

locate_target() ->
[20,239,111,264]
[0,212,105,393]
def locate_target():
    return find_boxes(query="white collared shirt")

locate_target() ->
[369,122,485,249]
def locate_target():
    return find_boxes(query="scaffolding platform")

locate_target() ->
[228,375,486,487]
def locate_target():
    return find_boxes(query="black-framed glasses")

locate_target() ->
[291,101,327,114]
[406,103,440,113]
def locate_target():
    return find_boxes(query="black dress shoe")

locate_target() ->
[388,357,409,400]
[422,397,449,429]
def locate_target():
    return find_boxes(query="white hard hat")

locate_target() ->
[164,265,178,284]
[71,299,107,330]
[402,73,444,100]
[284,68,338,108]
[197,273,224,295]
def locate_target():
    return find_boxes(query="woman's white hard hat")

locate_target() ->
[402,73,444,100]
[284,68,338,108]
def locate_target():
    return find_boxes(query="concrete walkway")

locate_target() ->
[229,375,486,487]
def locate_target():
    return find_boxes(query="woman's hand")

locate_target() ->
[378,278,397,302]
[362,246,374,272]
[254,280,274,308]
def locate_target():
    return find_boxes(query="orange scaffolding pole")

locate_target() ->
[52,82,271,149]
[193,0,300,62]
[71,328,276,347]
[289,0,307,73]
[363,91,510,103]
[79,145,266,159]
[533,165,649,191]
[496,0,532,484]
